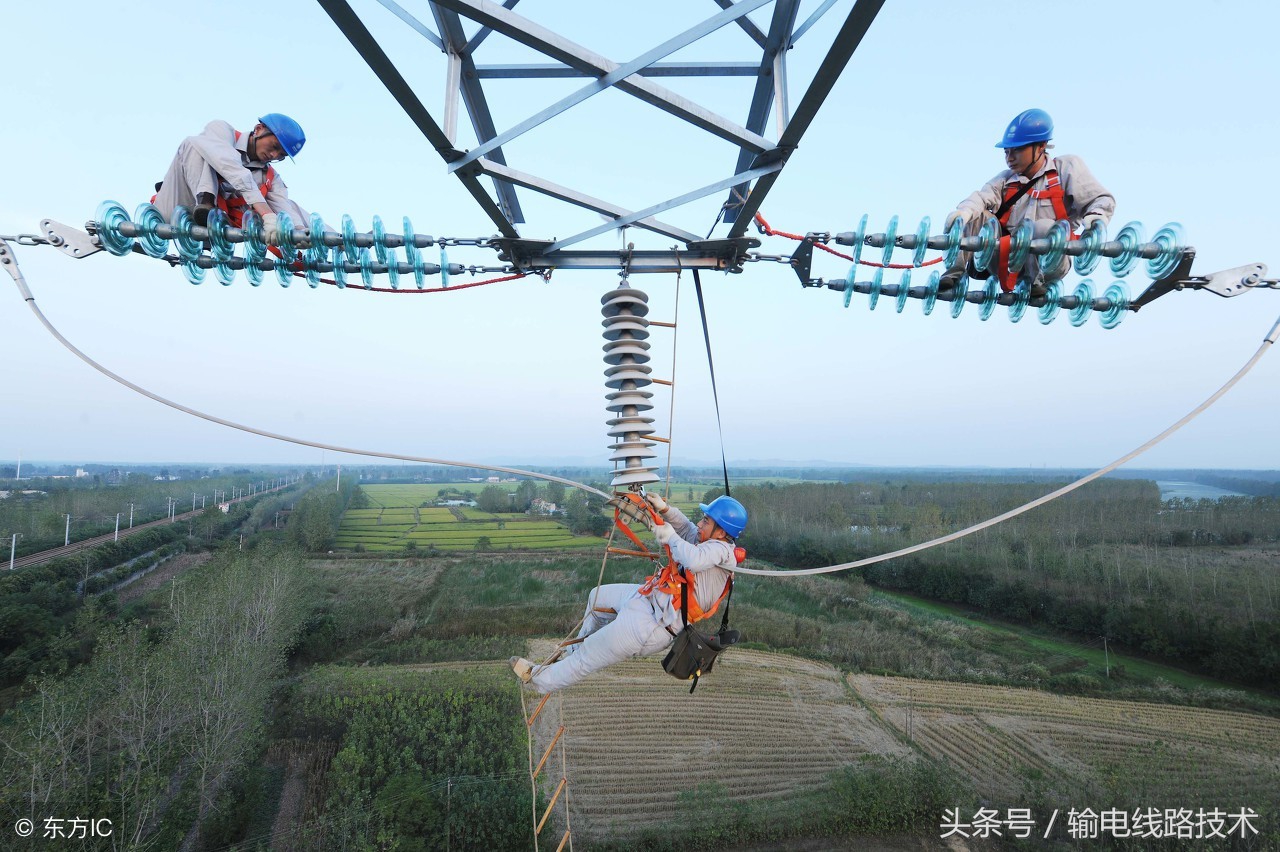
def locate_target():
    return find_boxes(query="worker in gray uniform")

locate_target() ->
[153,113,315,237]
[511,493,746,694]
[941,108,1115,297]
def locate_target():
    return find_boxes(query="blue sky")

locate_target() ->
[2,1,1278,472]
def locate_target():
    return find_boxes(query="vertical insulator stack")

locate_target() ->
[602,283,660,488]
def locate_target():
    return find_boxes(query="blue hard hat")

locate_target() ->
[259,113,306,159]
[996,108,1053,148]
[699,495,748,539]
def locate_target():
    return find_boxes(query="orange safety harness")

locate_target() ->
[991,166,1073,292]
[216,131,277,229]
[609,492,738,624]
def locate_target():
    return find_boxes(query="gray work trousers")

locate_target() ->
[529,583,674,694]
[152,140,222,222]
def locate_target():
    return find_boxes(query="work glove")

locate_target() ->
[1079,214,1105,237]
[653,520,675,544]
[645,492,669,514]
[943,210,965,233]
[261,212,280,242]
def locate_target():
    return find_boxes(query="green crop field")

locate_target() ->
[337,484,604,553]
[359,481,523,507]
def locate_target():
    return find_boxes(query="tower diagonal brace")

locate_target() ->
[317,0,521,238]
[725,0,888,239]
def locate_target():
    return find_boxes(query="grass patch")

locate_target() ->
[873,588,1280,710]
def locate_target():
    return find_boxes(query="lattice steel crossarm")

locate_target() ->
[316,0,888,256]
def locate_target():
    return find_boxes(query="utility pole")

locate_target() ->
[336,465,341,492]
[9,533,19,570]
[65,513,71,546]
[114,513,121,542]
[129,502,134,528]
[1103,636,1110,678]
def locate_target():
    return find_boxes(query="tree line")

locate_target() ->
[0,480,307,694]
[0,544,313,849]
[286,476,360,552]
[734,479,1280,689]
[0,524,189,689]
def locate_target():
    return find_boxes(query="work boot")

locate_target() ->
[1028,279,1048,299]
[509,656,535,684]
[938,268,964,294]
[193,192,216,227]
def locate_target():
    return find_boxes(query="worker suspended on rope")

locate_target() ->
[152,113,318,235]
[511,493,747,693]
[940,108,1115,296]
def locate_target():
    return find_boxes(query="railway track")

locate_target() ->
[5,485,290,571]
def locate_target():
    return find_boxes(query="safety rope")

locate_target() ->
[519,687,540,850]
[729,312,1280,577]
[753,211,944,269]
[691,269,732,498]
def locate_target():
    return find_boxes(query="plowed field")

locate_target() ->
[851,674,1280,804]
[513,647,1279,839]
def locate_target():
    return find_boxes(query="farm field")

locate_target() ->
[357,482,519,505]
[335,484,603,552]
[516,643,916,838]
[851,675,1280,806]
[515,645,1280,842]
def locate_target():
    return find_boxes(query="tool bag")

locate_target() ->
[662,568,739,693]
